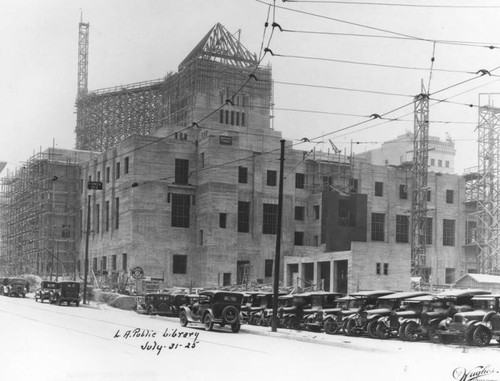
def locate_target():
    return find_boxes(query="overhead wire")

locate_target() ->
[282,1,500,9]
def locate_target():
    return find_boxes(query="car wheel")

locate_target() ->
[249,314,259,326]
[76,301,80,307]
[231,322,241,333]
[287,315,299,330]
[367,320,378,338]
[324,319,340,335]
[465,325,476,346]
[179,311,188,327]
[345,318,360,336]
[57,296,62,306]
[473,325,492,347]
[398,322,407,340]
[147,307,152,316]
[222,306,239,324]
[404,321,420,342]
[376,322,390,339]
[203,314,214,331]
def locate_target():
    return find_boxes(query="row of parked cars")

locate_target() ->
[34,280,82,306]
[134,287,500,346]
[0,277,29,297]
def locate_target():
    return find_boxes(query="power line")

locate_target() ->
[282,1,500,9]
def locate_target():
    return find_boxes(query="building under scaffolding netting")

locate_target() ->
[0,148,95,277]
[75,22,272,152]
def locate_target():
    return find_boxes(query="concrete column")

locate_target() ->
[330,260,335,292]
[283,260,288,287]
[313,261,318,287]
[298,261,303,288]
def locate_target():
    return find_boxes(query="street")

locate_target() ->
[2,295,500,381]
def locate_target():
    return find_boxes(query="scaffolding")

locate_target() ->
[75,22,271,152]
[411,88,430,277]
[0,149,86,278]
[475,94,500,274]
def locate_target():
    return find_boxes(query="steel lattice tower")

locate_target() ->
[475,94,500,274]
[411,89,429,277]
[77,20,89,98]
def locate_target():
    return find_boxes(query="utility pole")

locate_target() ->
[83,195,91,304]
[271,139,285,332]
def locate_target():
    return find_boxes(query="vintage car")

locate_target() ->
[436,293,499,345]
[261,294,295,327]
[466,295,500,347]
[35,281,58,303]
[321,290,395,335]
[280,292,342,330]
[49,281,81,306]
[179,291,244,332]
[240,291,265,324]
[402,289,490,342]
[6,277,28,298]
[376,293,433,339]
[345,291,429,338]
[136,293,194,316]
[244,292,278,325]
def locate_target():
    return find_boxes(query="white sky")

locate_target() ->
[2,0,500,175]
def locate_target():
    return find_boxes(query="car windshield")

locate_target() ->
[311,296,324,307]
[279,298,293,307]
[43,283,57,289]
[345,299,364,309]
[473,299,495,310]
[377,300,395,309]
[405,303,422,312]
[11,278,25,284]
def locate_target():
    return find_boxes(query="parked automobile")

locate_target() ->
[263,294,295,327]
[322,290,395,335]
[345,291,429,338]
[179,291,244,332]
[466,294,500,347]
[240,291,265,324]
[0,278,9,295]
[376,293,435,339]
[299,292,344,332]
[245,292,279,326]
[403,289,490,342]
[136,293,193,316]
[436,293,499,345]
[6,278,28,298]
[49,281,81,306]
[35,281,58,303]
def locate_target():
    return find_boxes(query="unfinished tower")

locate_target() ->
[75,23,269,152]
[475,94,500,274]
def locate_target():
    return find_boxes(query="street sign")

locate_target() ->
[87,181,103,190]
[131,266,144,280]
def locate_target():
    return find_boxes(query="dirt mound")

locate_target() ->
[109,295,137,310]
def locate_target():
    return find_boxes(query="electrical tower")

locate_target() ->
[77,19,89,98]
[411,86,429,277]
[475,94,500,274]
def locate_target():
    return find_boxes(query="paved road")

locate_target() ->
[1,295,500,381]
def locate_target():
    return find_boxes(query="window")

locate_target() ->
[93,258,97,271]
[116,162,120,179]
[219,109,224,123]
[115,197,120,229]
[313,205,320,220]
[376,263,381,275]
[238,201,250,233]
[265,260,273,278]
[173,255,187,274]
[106,167,110,183]
[466,221,477,245]
[105,200,110,232]
[219,213,227,228]
[443,219,455,246]
[95,204,100,233]
[241,112,245,126]
[375,182,383,197]
[295,206,305,221]
[199,230,203,245]
[223,273,231,286]
[399,184,408,199]
[349,178,358,193]
[295,173,305,189]
[427,190,431,202]
[231,111,234,125]
[62,225,70,239]
[101,256,107,271]
[124,157,129,174]
[371,213,385,241]
[97,171,101,182]
[172,194,190,228]
[175,159,189,185]
[446,189,454,204]
[111,255,117,271]
[313,235,319,246]
[238,166,248,184]
[396,215,409,243]
[122,253,127,272]
[424,217,433,245]
[445,268,455,284]
[430,158,435,166]
[383,263,389,275]
[294,231,304,246]
[263,203,278,234]
[445,160,450,168]
[200,153,205,168]
[438,159,442,167]
[267,170,277,186]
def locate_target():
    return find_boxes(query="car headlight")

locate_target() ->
[461,317,468,324]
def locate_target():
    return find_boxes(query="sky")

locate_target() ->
[2,0,500,175]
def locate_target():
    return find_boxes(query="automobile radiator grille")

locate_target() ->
[389,315,399,328]
[449,322,466,332]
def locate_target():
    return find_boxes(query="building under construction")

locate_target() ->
[0,149,94,277]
